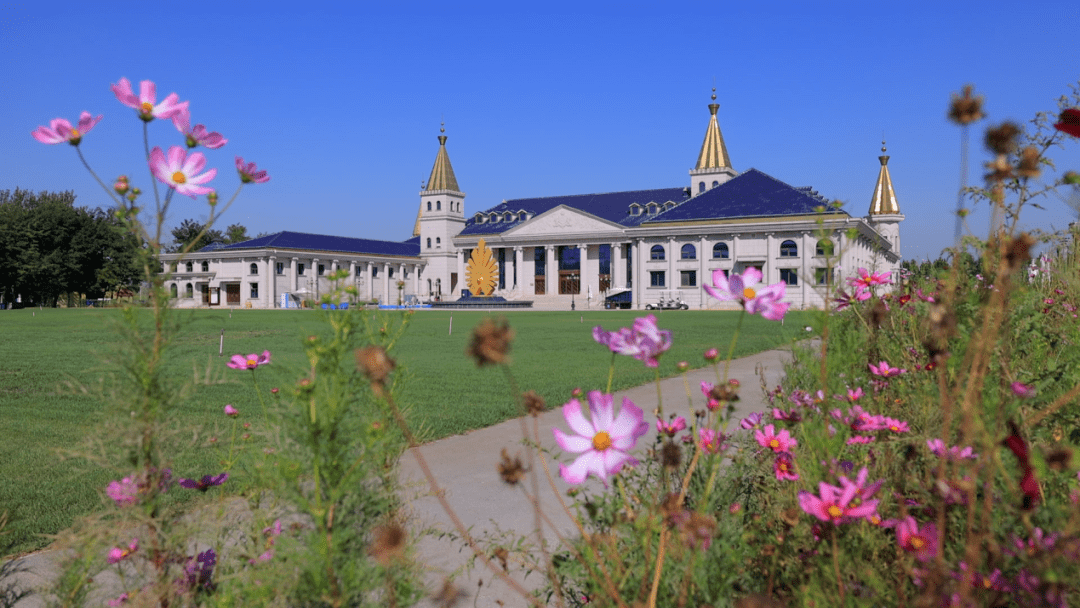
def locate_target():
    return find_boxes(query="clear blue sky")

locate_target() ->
[3,1,1079,261]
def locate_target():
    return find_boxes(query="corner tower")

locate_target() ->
[689,88,737,194]
[417,124,466,297]
[867,141,904,255]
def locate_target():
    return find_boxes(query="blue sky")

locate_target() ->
[3,1,1079,261]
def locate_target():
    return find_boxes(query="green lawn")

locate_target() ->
[0,307,812,555]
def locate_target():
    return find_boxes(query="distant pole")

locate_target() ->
[448,314,453,335]
[219,329,224,356]
[580,314,583,323]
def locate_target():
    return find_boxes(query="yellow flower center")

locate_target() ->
[827,505,843,519]
[870,515,881,525]
[983,578,992,589]
[768,439,779,449]
[743,287,756,300]
[778,462,788,471]
[592,431,612,451]
[247,358,258,367]
[70,129,80,138]
[173,171,187,184]
[910,536,925,550]
[141,102,153,113]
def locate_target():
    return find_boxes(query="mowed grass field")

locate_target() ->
[0,307,813,555]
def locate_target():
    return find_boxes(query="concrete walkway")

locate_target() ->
[7,346,797,608]
[401,345,796,608]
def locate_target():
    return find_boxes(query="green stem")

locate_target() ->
[143,122,162,214]
[251,370,269,427]
[721,309,746,384]
[606,351,616,394]
[74,147,122,206]
[654,367,663,418]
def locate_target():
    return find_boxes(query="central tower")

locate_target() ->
[689,88,737,194]
[417,124,466,297]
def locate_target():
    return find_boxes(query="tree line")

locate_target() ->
[0,189,254,307]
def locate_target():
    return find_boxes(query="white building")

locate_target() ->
[160,93,903,309]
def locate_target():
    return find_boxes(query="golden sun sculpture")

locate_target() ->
[465,239,499,297]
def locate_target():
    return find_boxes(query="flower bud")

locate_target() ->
[207,190,218,206]
[677,361,689,372]
[704,348,719,362]
[571,387,583,398]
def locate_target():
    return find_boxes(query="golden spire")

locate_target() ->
[694,88,732,170]
[425,122,461,193]
[869,140,901,215]
[412,179,423,236]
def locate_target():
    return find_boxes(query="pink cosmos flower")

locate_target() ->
[227,351,272,370]
[740,412,763,430]
[698,428,725,454]
[755,424,797,453]
[896,516,938,562]
[224,404,239,418]
[171,107,227,149]
[772,407,802,422]
[107,593,129,607]
[847,267,892,290]
[111,78,187,122]
[835,387,864,403]
[1011,381,1036,399]
[846,435,875,445]
[882,417,909,433]
[774,452,799,481]
[656,416,687,437]
[106,477,139,506]
[552,391,649,485]
[798,481,878,524]
[868,361,906,377]
[149,146,216,199]
[32,112,102,146]
[593,315,672,368]
[703,268,790,320]
[926,439,978,460]
[107,538,139,564]
[236,156,270,184]
[835,287,871,310]
[250,519,282,564]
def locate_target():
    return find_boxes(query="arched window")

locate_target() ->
[712,243,729,259]
[436,201,441,210]
[170,284,178,298]
[780,240,798,257]
[712,180,719,188]
[185,262,193,273]
[426,238,432,248]
[816,239,835,256]
[201,261,209,272]
[650,245,665,261]
[427,201,431,211]
[698,182,705,193]
[250,262,258,274]
[436,237,441,246]
[681,244,696,260]
[185,283,193,298]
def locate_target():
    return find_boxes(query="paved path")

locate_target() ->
[7,346,797,608]
[401,346,796,608]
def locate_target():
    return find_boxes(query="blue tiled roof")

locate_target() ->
[458,187,691,236]
[644,169,847,224]
[219,231,420,257]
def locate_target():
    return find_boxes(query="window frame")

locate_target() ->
[680,243,697,260]
[650,245,665,261]
[780,240,798,258]
[779,268,799,285]
[680,270,697,287]
[650,270,666,287]
[712,242,729,259]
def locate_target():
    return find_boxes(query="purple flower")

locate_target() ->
[1011,381,1036,399]
[552,391,649,485]
[224,404,239,417]
[592,315,672,368]
[170,107,227,149]
[868,360,906,377]
[107,539,138,564]
[896,517,938,562]
[111,78,187,122]
[32,111,102,146]
[656,416,687,437]
[235,156,270,184]
[227,350,271,370]
[740,412,763,430]
[703,268,790,320]
[178,473,228,492]
[180,548,217,593]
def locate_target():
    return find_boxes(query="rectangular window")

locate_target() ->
[780,268,798,285]
[298,263,306,275]
[317,264,325,276]
[815,268,834,285]
[372,267,379,278]
[276,262,284,275]
[680,270,697,287]
[356,265,362,276]
[650,271,666,287]
[250,282,259,298]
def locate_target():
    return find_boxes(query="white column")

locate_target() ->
[634,239,644,309]
[801,232,812,307]
[764,234,775,284]
[612,242,623,290]
[413,263,421,297]
[382,262,390,304]
[457,250,466,294]
[514,247,524,290]
[366,262,374,301]
[311,258,320,300]
[667,237,676,293]
[699,236,707,306]
[267,256,276,308]
[578,244,588,297]
[349,260,356,299]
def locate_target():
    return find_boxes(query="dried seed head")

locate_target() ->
[497,448,527,485]
[869,298,889,329]
[985,122,1021,156]
[948,85,986,126]
[431,578,468,608]
[1017,146,1041,178]
[356,345,396,385]
[467,318,513,366]
[984,154,1014,182]
[369,523,406,566]
[660,440,682,469]
[492,547,509,570]
[1003,233,1034,272]
[735,593,787,608]
[659,493,682,520]
[1046,447,1073,472]
[708,383,740,403]
[522,390,546,416]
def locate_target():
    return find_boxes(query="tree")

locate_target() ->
[168,219,223,253]
[223,223,249,244]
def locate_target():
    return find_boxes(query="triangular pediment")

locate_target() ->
[504,205,625,238]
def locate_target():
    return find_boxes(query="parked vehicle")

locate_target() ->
[645,292,689,310]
